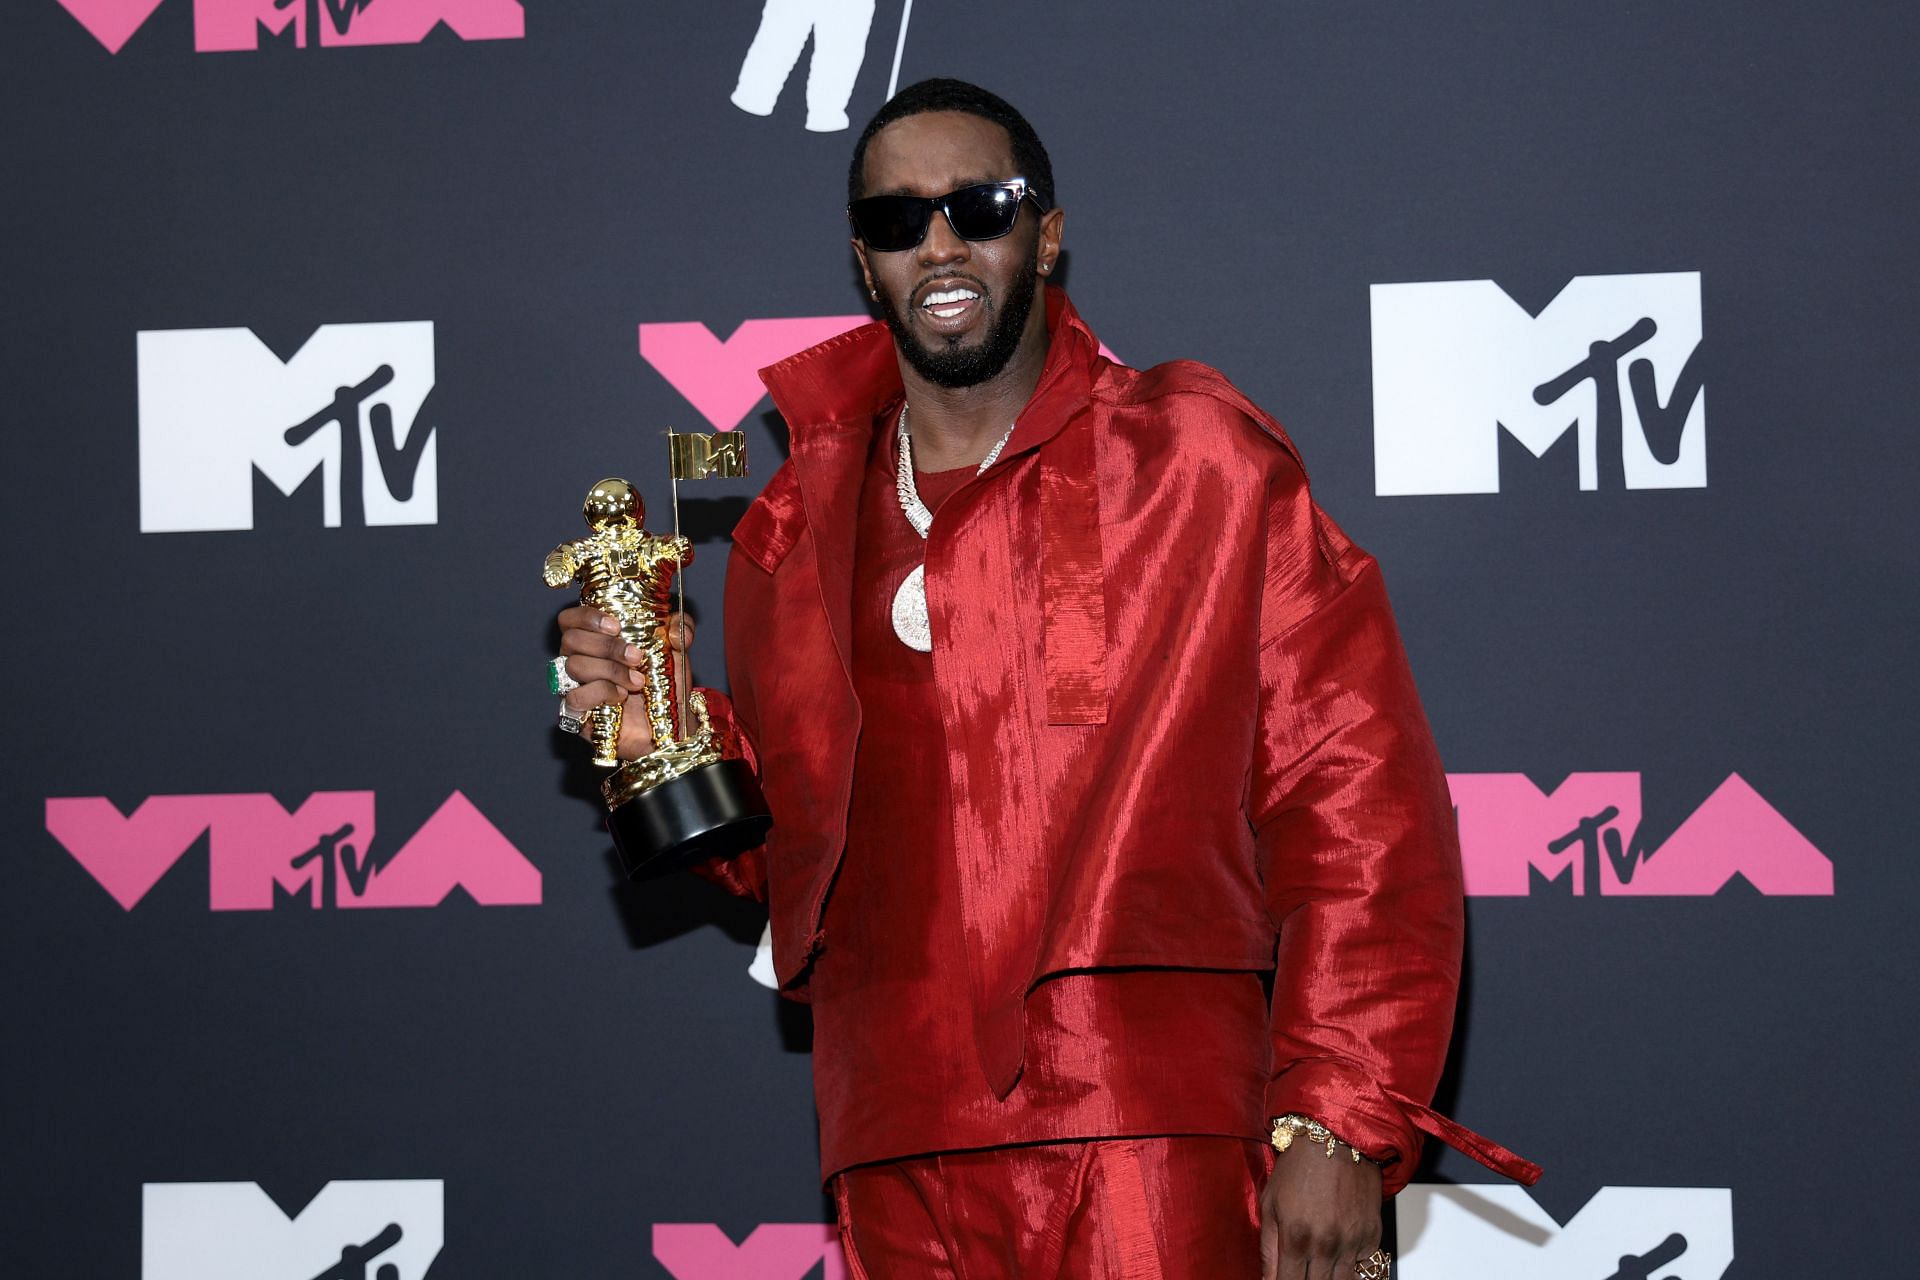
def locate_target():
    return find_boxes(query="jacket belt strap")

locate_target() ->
[1386,1086,1544,1185]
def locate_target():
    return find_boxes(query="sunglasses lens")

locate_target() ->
[851,196,932,252]
[944,184,1023,240]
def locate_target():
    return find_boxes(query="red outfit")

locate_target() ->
[835,1137,1269,1279]
[696,289,1537,1194]
[810,432,1267,1176]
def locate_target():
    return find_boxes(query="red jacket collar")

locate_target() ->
[748,288,1110,730]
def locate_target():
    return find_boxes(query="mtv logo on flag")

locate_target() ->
[138,322,438,532]
[143,1179,444,1280]
[1371,272,1705,495]
[1398,1184,1733,1279]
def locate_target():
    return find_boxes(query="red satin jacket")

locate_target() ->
[695,289,1537,1192]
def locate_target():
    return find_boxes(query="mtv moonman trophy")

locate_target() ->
[543,430,770,876]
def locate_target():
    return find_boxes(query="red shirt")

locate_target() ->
[808,426,1270,1177]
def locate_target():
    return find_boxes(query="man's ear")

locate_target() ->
[1037,206,1065,275]
[852,237,876,300]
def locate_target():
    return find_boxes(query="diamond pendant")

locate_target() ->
[891,563,933,652]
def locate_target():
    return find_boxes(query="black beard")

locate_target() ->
[878,260,1040,389]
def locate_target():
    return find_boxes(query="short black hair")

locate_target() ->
[847,78,1054,210]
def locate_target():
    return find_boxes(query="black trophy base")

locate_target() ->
[605,756,771,879]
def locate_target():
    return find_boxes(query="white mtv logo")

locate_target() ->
[1399,1184,1732,1279]
[1372,272,1705,495]
[138,322,438,532]
[143,1179,444,1280]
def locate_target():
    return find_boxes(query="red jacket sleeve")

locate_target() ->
[683,685,769,902]
[1250,460,1539,1194]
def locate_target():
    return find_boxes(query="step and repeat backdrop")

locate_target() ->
[5,2,1915,1277]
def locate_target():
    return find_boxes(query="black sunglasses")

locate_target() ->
[848,178,1046,252]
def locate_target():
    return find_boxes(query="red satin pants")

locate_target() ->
[833,1137,1270,1279]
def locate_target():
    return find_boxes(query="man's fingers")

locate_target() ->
[669,616,694,710]
[1345,1224,1384,1279]
[557,627,625,660]
[667,612,695,652]
[1314,1227,1378,1280]
[664,613,695,722]
[1266,1220,1315,1280]
[560,628,647,668]
[554,613,692,758]
[563,681,628,715]
[1279,1223,1334,1280]
[559,609,691,659]
[557,627,607,659]
[558,606,620,636]
[564,655,645,692]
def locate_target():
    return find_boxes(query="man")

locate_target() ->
[557,79,1536,1278]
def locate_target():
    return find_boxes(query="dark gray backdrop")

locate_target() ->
[4,1,1916,1275]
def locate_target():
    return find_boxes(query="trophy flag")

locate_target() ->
[664,427,748,629]
[667,429,749,480]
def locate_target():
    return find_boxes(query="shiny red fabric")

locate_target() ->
[694,289,1539,1192]
[807,435,1268,1177]
[834,1138,1269,1280]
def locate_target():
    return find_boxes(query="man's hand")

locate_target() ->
[1258,1144,1383,1280]
[555,606,695,759]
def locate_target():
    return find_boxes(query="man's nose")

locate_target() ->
[919,207,970,266]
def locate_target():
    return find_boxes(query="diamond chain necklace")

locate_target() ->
[894,405,1016,536]
[889,405,1017,651]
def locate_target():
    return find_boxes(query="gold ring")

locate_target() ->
[1356,1248,1391,1279]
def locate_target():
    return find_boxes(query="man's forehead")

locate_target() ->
[862,111,1018,196]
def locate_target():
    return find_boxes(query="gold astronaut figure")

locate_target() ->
[543,478,719,785]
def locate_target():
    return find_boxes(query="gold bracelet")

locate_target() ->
[1270,1113,1368,1164]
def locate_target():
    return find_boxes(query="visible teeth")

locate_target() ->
[922,288,979,308]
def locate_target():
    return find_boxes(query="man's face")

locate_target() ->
[853,111,1057,389]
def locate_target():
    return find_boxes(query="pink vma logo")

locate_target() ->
[653,1224,845,1280]
[45,791,540,910]
[638,316,1125,433]
[1450,771,1833,896]
[56,0,523,56]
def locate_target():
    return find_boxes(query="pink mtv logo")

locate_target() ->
[639,316,1125,434]
[46,790,540,910]
[653,1224,846,1280]
[56,0,523,56]
[1450,771,1833,896]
